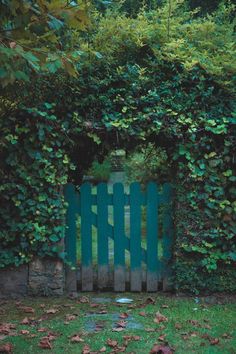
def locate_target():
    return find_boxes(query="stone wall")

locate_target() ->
[0,258,65,298]
[28,257,64,296]
[0,265,28,298]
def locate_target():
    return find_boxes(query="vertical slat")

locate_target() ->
[81,183,93,291]
[97,183,109,289]
[162,183,174,291]
[113,183,125,291]
[64,183,77,293]
[146,182,158,292]
[130,182,142,292]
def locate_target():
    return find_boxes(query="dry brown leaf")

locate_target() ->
[90,303,100,308]
[65,314,76,321]
[21,317,30,325]
[20,330,30,335]
[82,344,91,354]
[0,342,13,353]
[210,338,220,345]
[174,323,182,330]
[112,327,124,332]
[21,306,35,314]
[119,313,129,319]
[150,344,173,354]
[0,324,16,335]
[146,297,155,305]
[39,338,53,350]
[70,334,84,343]
[222,333,232,339]
[139,311,147,317]
[161,304,169,309]
[188,319,200,327]
[37,328,48,333]
[116,320,127,328]
[123,335,140,341]
[154,312,168,324]
[45,309,58,314]
[158,334,167,342]
[107,339,118,348]
[99,347,106,352]
[79,296,90,304]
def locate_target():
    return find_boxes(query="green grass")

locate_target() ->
[1,294,236,353]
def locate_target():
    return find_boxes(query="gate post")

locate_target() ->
[64,184,78,293]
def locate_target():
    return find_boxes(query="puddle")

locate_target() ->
[84,313,143,332]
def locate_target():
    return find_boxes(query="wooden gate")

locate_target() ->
[64,182,173,292]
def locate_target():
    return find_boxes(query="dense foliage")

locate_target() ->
[0,0,89,86]
[0,0,235,293]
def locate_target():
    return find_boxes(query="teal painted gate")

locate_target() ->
[64,182,173,292]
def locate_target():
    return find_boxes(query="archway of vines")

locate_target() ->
[1,5,236,294]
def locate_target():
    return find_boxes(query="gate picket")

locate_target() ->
[81,183,93,291]
[130,182,142,291]
[162,183,174,291]
[65,181,173,292]
[97,183,109,289]
[113,183,126,291]
[146,182,159,292]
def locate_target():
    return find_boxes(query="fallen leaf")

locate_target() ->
[119,312,129,319]
[95,323,104,332]
[158,334,167,342]
[43,332,58,341]
[45,309,58,314]
[123,335,140,341]
[154,312,168,324]
[20,330,30,335]
[0,343,13,353]
[39,338,53,350]
[65,314,76,321]
[146,297,155,305]
[222,333,232,339]
[0,335,7,341]
[9,42,17,49]
[70,334,84,343]
[203,324,211,329]
[161,305,169,309]
[0,324,16,335]
[139,312,147,317]
[116,320,127,328]
[40,304,46,308]
[79,296,90,304]
[99,347,106,352]
[112,327,124,332]
[188,319,200,327]
[174,323,182,330]
[90,303,100,308]
[37,328,48,333]
[150,344,173,354]
[21,306,35,314]
[107,339,118,348]
[21,317,30,325]
[210,338,220,345]
[82,344,91,354]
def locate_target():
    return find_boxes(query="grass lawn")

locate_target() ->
[0,293,236,353]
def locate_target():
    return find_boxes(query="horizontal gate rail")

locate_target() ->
[64,181,173,292]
